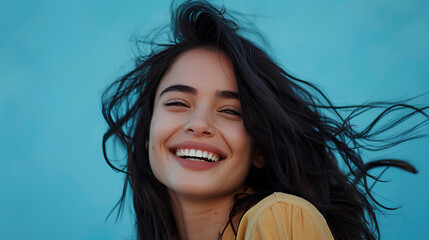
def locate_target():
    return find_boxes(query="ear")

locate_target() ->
[252,148,266,168]
[145,140,149,150]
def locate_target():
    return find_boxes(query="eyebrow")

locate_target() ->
[160,84,196,96]
[217,90,239,99]
[159,84,239,100]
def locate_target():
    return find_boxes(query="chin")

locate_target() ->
[169,182,219,198]
[168,180,243,200]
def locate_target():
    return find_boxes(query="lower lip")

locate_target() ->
[171,152,221,171]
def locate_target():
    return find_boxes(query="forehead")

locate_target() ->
[156,48,237,93]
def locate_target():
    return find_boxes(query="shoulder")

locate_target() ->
[236,193,334,240]
[245,192,324,218]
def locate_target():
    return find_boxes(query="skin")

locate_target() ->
[148,48,261,239]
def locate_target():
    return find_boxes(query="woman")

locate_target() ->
[102,1,427,239]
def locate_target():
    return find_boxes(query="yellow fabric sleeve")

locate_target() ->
[223,192,334,240]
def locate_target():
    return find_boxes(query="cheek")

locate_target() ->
[149,109,173,151]
[222,121,253,157]
[219,121,255,182]
[148,112,171,178]
[148,108,185,184]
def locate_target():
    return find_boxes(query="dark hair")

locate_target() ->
[102,1,428,239]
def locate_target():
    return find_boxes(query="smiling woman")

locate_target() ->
[149,49,257,201]
[101,1,428,240]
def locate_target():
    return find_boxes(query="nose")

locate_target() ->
[184,107,214,137]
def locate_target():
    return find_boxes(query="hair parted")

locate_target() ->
[102,1,428,239]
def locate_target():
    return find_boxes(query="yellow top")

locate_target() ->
[222,192,334,240]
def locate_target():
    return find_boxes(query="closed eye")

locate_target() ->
[164,101,190,108]
[220,108,241,117]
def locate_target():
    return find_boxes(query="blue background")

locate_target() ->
[1,0,428,239]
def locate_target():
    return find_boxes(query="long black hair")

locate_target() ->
[102,1,428,239]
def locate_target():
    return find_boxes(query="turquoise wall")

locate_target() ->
[1,0,428,239]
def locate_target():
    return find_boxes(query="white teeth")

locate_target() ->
[174,148,221,162]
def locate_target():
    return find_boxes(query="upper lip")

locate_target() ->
[170,141,226,160]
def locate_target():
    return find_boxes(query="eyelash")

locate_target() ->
[164,101,189,107]
[220,108,241,116]
[164,101,241,117]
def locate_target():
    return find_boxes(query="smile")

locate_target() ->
[174,148,221,162]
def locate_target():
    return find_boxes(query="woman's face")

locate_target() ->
[148,48,257,199]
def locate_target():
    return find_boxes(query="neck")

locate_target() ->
[169,190,243,240]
